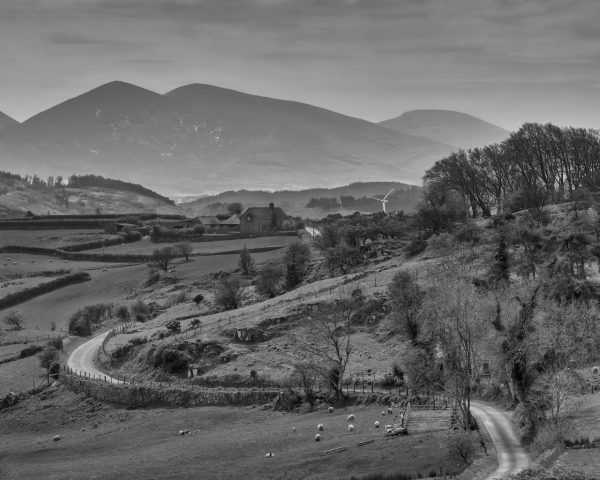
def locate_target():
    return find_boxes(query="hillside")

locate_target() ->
[379,110,509,150]
[0,173,182,216]
[0,81,454,196]
[0,110,17,131]
[179,181,422,217]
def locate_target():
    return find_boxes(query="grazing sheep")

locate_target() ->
[53,435,61,441]
[178,429,190,436]
[347,424,355,432]
[292,427,296,432]
[381,410,386,416]
[328,406,334,414]
[387,407,393,414]
[384,424,393,430]
[593,366,599,375]
[347,414,355,421]
[374,421,380,428]
[315,434,321,442]
[317,424,324,431]
[265,452,274,458]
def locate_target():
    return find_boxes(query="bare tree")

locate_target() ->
[295,293,362,400]
[388,270,425,341]
[255,264,284,298]
[3,310,24,331]
[152,247,175,272]
[238,245,255,276]
[175,242,192,261]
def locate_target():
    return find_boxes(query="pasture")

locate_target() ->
[0,229,107,249]
[1,397,462,480]
[85,235,298,255]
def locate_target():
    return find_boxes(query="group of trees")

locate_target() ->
[424,123,600,217]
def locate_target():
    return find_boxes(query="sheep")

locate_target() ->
[328,406,334,414]
[347,424,355,432]
[53,435,61,441]
[292,427,296,432]
[593,366,599,375]
[387,407,393,415]
[178,429,190,436]
[374,421,380,428]
[381,410,386,416]
[384,424,393,430]
[347,414,355,421]
[317,424,324,432]
[315,434,321,442]
[265,452,275,458]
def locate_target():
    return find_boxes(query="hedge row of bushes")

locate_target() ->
[2,213,186,220]
[0,271,91,310]
[61,231,142,252]
[151,230,298,244]
[0,245,149,263]
[0,220,106,229]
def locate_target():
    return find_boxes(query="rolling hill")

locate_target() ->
[179,181,422,217]
[0,110,17,131]
[0,81,454,196]
[379,110,509,150]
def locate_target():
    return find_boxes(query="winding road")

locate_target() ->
[471,401,530,479]
[67,330,123,383]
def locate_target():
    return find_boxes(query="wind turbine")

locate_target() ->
[370,189,394,213]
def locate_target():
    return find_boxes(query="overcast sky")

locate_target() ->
[1,0,599,130]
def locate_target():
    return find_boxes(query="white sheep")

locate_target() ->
[347,424,355,432]
[328,406,334,414]
[53,435,61,441]
[384,424,392,430]
[381,410,386,416]
[374,421,380,428]
[265,452,275,458]
[387,407,393,414]
[178,429,190,436]
[317,424,324,431]
[315,433,321,442]
[347,414,355,421]
[292,426,296,432]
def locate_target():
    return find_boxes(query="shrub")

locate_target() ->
[193,225,205,235]
[116,305,130,322]
[159,348,191,374]
[175,242,192,261]
[152,247,176,272]
[38,346,59,370]
[446,430,478,465]
[3,310,23,331]
[68,303,113,336]
[20,345,42,358]
[238,245,255,276]
[215,277,243,310]
[47,337,63,351]
[284,241,311,288]
[165,320,181,334]
[50,321,56,332]
[130,298,151,322]
[404,238,427,258]
[255,264,284,298]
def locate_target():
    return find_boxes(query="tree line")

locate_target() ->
[424,122,600,217]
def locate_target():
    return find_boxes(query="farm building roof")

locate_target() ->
[241,207,288,221]
[221,213,240,226]
[196,216,220,225]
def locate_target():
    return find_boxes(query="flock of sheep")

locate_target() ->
[313,405,404,443]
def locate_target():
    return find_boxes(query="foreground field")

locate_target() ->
[0,229,107,249]
[0,386,464,480]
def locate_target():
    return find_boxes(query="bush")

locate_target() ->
[284,241,311,288]
[255,264,284,298]
[116,305,130,322]
[38,346,59,370]
[20,345,42,358]
[47,337,63,351]
[238,245,255,276]
[165,320,181,334]
[68,303,113,336]
[193,225,205,235]
[446,430,478,465]
[155,347,191,373]
[404,238,427,257]
[3,310,24,331]
[130,299,152,322]
[215,277,243,310]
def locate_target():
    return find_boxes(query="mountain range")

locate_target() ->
[0,82,509,196]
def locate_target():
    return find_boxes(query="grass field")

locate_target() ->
[85,235,298,255]
[0,355,47,394]
[0,389,464,480]
[0,229,107,248]
[0,248,287,334]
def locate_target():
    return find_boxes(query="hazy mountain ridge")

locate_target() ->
[379,109,509,150]
[180,181,422,217]
[0,81,455,196]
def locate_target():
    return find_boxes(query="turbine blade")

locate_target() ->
[383,189,394,200]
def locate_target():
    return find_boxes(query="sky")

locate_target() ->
[1,0,599,130]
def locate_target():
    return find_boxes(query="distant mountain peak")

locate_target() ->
[379,109,509,150]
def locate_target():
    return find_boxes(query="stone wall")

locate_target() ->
[60,372,279,408]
